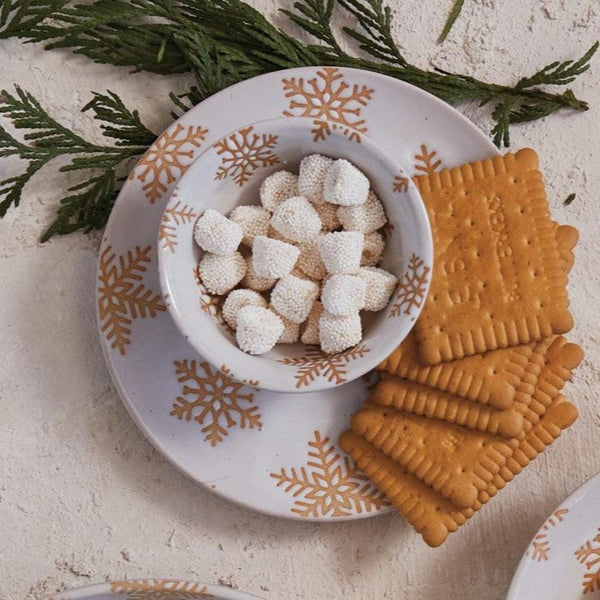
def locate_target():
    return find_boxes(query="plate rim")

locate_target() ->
[506,471,600,600]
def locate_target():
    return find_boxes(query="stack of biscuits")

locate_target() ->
[340,148,583,547]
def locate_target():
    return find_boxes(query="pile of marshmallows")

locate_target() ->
[194,154,398,355]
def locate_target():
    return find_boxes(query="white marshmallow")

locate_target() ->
[297,237,328,281]
[337,190,387,233]
[321,274,366,316]
[193,209,243,255]
[270,196,321,243]
[241,257,277,292]
[236,306,283,355]
[222,289,267,329]
[297,154,333,204]
[314,201,342,232]
[323,159,369,206]
[271,309,301,344]
[229,204,271,246]
[357,267,397,311]
[270,274,319,324]
[260,171,298,212]
[252,235,299,279]
[318,231,364,274]
[319,311,362,354]
[361,231,385,266]
[198,252,246,295]
[300,301,324,345]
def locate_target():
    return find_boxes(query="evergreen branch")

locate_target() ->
[0,0,597,240]
[41,168,119,240]
[82,90,157,147]
[0,0,68,38]
[338,0,406,66]
[11,0,596,145]
[516,41,599,89]
[438,0,465,43]
[0,85,151,236]
[28,0,188,73]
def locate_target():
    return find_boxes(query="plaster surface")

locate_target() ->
[1,2,599,598]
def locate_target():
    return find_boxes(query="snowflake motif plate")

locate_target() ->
[44,579,263,600]
[98,66,496,521]
[507,472,600,599]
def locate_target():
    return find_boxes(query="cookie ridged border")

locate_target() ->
[369,378,524,438]
[351,406,517,509]
[378,333,532,409]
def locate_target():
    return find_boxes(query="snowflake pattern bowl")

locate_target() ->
[158,116,433,393]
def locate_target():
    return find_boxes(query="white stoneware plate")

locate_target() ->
[507,472,600,599]
[159,115,433,393]
[43,580,263,599]
[97,66,496,521]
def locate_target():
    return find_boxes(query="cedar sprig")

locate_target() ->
[0,0,67,39]
[0,86,155,238]
[438,0,465,43]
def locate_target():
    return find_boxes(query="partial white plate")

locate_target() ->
[508,472,600,599]
[97,66,497,521]
[44,580,263,599]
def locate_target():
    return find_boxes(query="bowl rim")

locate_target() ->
[157,115,433,393]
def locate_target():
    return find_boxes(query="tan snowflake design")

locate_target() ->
[193,265,228,329]
[98,245,166,355]
[110,580,212,598]
[393,175,409,193]
[170,360,261,446]
[527,508,569,561]
[220,364,260,388]
[277,344,370,389]
[575,527,600,594]
[393,143,444,192]
[213,125,279,186]
[389,253,431,319]
[270,431,388,518]
[282,67,374,142]
[131,124,208,203]
[159,199,198,252]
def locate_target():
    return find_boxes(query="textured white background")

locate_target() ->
[1,1,599,599]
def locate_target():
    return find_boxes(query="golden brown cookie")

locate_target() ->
[377,332,534,410]
[378,222,576,407]
[339,429,467,547]
[554,222,578,274]
[340,398,578,547]
[370,376,524,438]
[413,148,573,365]
[351,405,517,509]
[525,336,584,423]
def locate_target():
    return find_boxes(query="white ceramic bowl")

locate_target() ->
[158,116,433,393]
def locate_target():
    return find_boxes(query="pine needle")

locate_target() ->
[438,0,465,43]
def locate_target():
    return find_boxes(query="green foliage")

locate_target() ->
[0,0,597,239]
[438,0,465,43]
[0,86,155,238]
